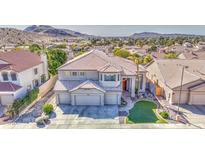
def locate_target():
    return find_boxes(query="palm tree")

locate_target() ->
[127,55,141,96]
[135,58,140,97]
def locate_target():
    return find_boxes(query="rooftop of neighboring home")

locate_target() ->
[179,51,205,60]
[0,82,22,92]
[0,50,42,72]
[146,59,205,89]
[151,52,167,59]
[58,49,146,75]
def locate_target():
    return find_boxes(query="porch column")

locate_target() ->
[142,73,146,92]
[131,76,136,98]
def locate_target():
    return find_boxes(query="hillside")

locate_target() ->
[24,25,90,37]
[0,28,55,45]
[130,32,199,38]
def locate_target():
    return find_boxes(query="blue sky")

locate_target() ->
[1,25,205,37]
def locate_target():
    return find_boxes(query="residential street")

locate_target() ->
[179,105,205,128]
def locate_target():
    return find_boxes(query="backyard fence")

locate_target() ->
[38,75,57,98]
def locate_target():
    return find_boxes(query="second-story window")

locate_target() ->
[71,72,77,76]
[100,74,103,81]
[34,68,38,75]
[11,72,17,81]
[104,74,116,81]
[2,72,8,81]
[79,72,85,76]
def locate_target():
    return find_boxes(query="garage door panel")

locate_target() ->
[75,94,101,105]
[105,94,118,104]
[58,93,70,104]
[191,94,205,105]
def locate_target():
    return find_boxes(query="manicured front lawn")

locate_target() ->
[127,100,167,124]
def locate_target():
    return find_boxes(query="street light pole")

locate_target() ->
[176,65,188,121]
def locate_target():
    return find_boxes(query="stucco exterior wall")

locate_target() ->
[0,94,14,106]
[18,63,47,89]
[58,70,98,81]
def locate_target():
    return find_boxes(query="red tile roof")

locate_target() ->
[0,82,22,92]
[0,50,42,72]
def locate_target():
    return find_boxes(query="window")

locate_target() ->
[34,68,38,75]
[64,71,69,76]
[70,72,77,76]
[10,72,17,81]
[100,74,103,81]
[41,74,46,83]
[2,72,8,81]
[27,85,32,91]
[33,79,39,87]
[104,74,116,81]
[117,74,120,81]
[79,72,85,76]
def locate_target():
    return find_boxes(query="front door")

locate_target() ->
[122,79,127,91]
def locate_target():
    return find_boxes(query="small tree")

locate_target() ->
[47,48,67,75]
[143,54,153,64]
[113,48,130,58]
[164,52,178,59]
[43,104,54,115]
[29,44,42,53]
[56,44,67,49]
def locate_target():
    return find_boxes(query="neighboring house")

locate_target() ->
[0,50,48,106]
[178,51,205,60]
[124,46,148,56]
[54,50,146,106]
[183,42,193,48]
[146,59,205,105]
[151,52,167,60]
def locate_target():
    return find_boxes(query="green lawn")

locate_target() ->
[127,100,167,124]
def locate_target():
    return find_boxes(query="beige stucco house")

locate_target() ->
[0,50,48,106]
[54,50,146,105]
[146,59,205,105]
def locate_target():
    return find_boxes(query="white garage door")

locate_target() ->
[105,94,118,104]
[58,93,70,104]
[75,94,101,105]
[191,94,205,105]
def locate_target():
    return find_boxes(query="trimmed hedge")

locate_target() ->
[159,111,169,119]
[43,104,54,115]
[12,88,39,115]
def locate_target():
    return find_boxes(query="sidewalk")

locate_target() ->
[0,123,203,129]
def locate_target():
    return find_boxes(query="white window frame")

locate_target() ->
[79,72,85,76]
[70,72,77,76]
[2,72,9,81]
[104,74,116,81]
[10,72,17,81]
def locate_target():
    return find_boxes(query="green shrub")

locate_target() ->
[12,88,39,115]
[113,48,131,58]
[43,104,54,115]
[56,44,67,49]
[159,111,169,119]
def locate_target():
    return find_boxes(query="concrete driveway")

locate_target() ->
[48,105,120,128]
[179,105,205,128]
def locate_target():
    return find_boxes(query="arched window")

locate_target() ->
[2,72,8,81]
[10,72,17,81]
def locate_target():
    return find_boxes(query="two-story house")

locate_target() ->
[0,50,48,106]
[54,50,146,106]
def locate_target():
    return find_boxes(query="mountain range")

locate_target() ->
[130,32,199,38]
[0,25,203,45]
[24,25,90,37]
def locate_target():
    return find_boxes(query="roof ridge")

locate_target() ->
[8,82,15,91]
[58,50,94,70]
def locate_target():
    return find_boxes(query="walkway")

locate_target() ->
[156,96,189,124]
